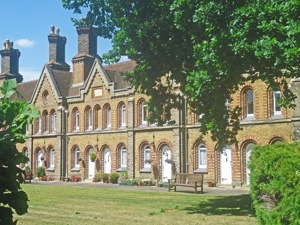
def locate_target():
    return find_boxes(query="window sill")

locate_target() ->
[46,167,55,172]
[139,124,147,128]
[104,127,111,131]
[51,130,56,134]
[95,127,102,131]
[116,167,127,172]
[73,129,79,133]
[43,131,49,135]
[242,116,255,122]
[193,168,208,174]
[269,114,283,120]
[118,126,127,130]
[139,167,151,173]
[71,167,80,172]
[85,128,93,132]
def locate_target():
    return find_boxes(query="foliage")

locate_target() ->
[248,142,300,224]
[94,173,101,180]
[110,173,120,183]
[100,173,109,183]
[35,167,45,178]
[90,152,96,161]
[0,79,39,224]
[63,0,300,148]
[120,169,128,179]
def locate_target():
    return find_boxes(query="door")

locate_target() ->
[220,146,232,184]
[88,149,95,179]
[246,143,255,185]
[38,150,43,168]
[162,146,172,182]
[104,148,111,174]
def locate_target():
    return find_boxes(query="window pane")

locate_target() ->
[121,148,127,167]
[76,111,79,129]
[274,91,281,113]
[142,102,147,124]
[199,150,206,166]
[52,113,56,130]
[50,150,54,167]
[246,90,253,115]
[122,105,126,126]
[88,109,92,127]
[75,150,80,166]
[107,107,111,126]
[144,146,151,168]
[45,114,48,131]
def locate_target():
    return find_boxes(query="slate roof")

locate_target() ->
[9,60,136,101]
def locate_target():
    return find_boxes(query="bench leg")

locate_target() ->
[201,185,203,194]
[174,186,176,192]
[168,184,170,192]
[194,185,197,194]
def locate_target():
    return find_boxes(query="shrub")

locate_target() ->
[36,167,45,178]
[248,142,300,225]
[100,173,109,183]
[110,173,120,184]
[94,173,101,180]
[25,166,31,171]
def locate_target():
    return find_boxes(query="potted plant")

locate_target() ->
[78,156,82,162]
[110,173,120,184]
[90,152,96,162]
[36,167,45,179]
[93,173,101,182]
[206,179,216,187]
[165,159,174,164]
[100,173,109,183]
[126,179,134,186]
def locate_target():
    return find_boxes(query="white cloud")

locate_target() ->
[20,67,41,82]
[15,39,35,48]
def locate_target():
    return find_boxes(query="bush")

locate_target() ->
[25,166,31,171]
[100,173,109,183]
[110,173,120,184]
[248,142,300,225]
[36,167,45,178]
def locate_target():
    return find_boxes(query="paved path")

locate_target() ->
[29,181,250,195]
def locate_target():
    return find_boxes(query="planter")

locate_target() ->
[162,184,168,188]
[119,183,127,186]
[126,183,134,186]
[93,178,99,182]
[206,182,213,187]
[159,184,163,187]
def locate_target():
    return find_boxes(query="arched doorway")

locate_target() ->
[162,145,172,182]
[220,146,232,184]
[88,148,95,179]
[245,143,255,185]
[104,148,111,174]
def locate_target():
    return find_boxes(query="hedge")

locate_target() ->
[248,142,300,224]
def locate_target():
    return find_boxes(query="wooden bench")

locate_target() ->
[168,173,204,194]
[24,170,32,184]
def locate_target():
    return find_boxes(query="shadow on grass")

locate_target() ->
[183,194,255,216]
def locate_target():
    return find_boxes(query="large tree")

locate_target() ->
[63,0,300,148]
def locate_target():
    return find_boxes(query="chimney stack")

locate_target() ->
[72,25,100,85]
[47,25,70,71]
[0,39,23,83]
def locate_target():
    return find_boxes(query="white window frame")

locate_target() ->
[121,105,126,127]
[45,113,49,132]
[75,148,80,168]
[50,149,55,168]
[25,150,29,167]
[107,107,111,128]
[198,144,207,169]
[75,110,79,130]
[273,90,281,115]
[142,102,147,125]
[121,146,127,168]
[144,145,151,168]
[38,117,41,133]
[52,112,56,132]
[246,90,254,117]
[88,109,92,129]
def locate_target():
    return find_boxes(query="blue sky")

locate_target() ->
[0,0,116,82]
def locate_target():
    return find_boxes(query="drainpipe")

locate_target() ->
[65,109,69,178]
[184,96,188,173]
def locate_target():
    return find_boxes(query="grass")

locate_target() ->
[15,184,257,225]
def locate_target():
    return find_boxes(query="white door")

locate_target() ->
[246,143,255,185]
[162,146,172,182]
[38,150,43,168]
[88,149,95,179]
[220,146,232,184]
[104,148,111,174]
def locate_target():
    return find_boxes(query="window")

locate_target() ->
[88,109,92,129]
[273,90,281,115]
[121,105,126,127]
[142,102,147,125]
[50,149,55,168]
[26,124,29,135]
[144,145,151,168]
[45,113,49,133]
[121,146,127,168]
[52,112,56,132]
[246,89,253,116]
[75,148,80,168]
[24,149,29,167]
[38,117,41,133]
[107,107,111,128]
[198,144,207,169]
[75,110,79,130]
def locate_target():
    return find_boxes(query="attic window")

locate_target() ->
[42,90,49,104]
[92,87,103,98]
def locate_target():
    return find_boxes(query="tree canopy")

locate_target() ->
[0,79,39,224]
[63,0,300,148]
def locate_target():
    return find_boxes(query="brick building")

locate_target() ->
[1,25,298,186]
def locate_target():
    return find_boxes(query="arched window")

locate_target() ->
[121,105,126,127]
[93,105,101,130]
[51,111,56,132]
[107,107,111,128]
[121,146,127,168]
[144,145,151,168]
[38,117,42,133]
[198,144,207,169]
[75,110,79,131]
[273,90,281,115]
[246,89,253,117]
[142,102,147,125]
[75,148,80,168]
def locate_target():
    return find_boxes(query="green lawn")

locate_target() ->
[15,184,257,225]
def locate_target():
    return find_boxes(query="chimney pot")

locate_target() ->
[56,28,60,36]
[51,25,55,34]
